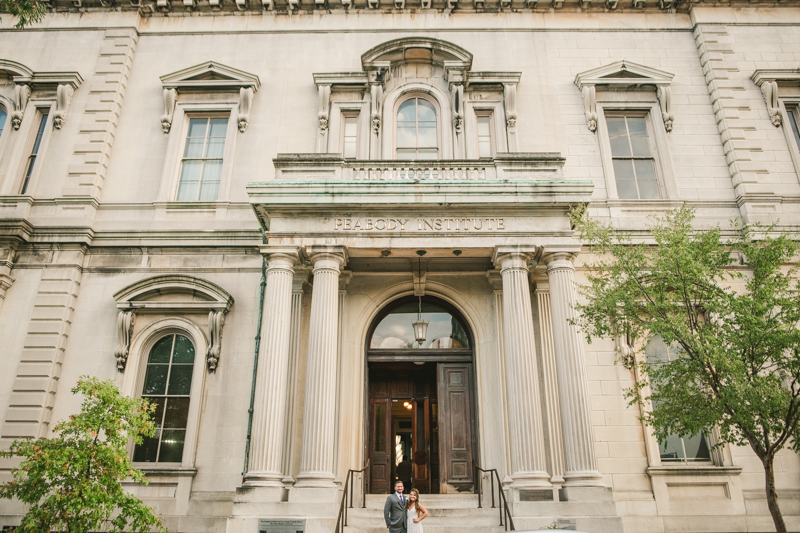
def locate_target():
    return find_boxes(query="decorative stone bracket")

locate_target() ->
[159,61,261,134]
[114,310,136,371]
[317,83,331,151]
[12,84,30,130]
[53,84,75,130]
[750,70,800,128]
[575,60,675,133]
[9,68,82,130]
[207,310,226,372]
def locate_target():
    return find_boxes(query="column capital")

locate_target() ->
[305,245,348,270]
[542,249,580,272]
[260,245,303,266]
[491,245,539,270]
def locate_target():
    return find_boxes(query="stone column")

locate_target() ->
[493,247,551,488]
[295,245,347,489]
[246,246,301,487]
[544,252,604,488]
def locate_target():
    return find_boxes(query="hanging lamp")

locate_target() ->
[411,253,428,347]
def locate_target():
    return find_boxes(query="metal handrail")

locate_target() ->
[474,461,515,531]
[335,459,370,533]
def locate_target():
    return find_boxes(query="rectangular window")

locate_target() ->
[646,335,712,464]
[477,114,493,158]
[176,117,228,202]
[20,111,49,195]
[343,115,358,159]
[606,114,660,200]
[786,105,800,152]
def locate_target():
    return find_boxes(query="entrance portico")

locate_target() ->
[241,151,606,507]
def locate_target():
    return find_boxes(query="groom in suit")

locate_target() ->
[384,480,408,533]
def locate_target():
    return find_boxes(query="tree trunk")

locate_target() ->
[763,455,787,533]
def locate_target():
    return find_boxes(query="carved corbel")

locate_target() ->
[579,0,590,7]
[446,0,457,8]
[262,0,274,8]
[605,0,618,7]
[500,0,510,6]
[161,88,177,134]
[12,84,30,131]
[421,0,431,7]
[367,0,378,8]
[615,331,635,369]
[761,81,782,127]
[632,0,644,7]
[0,245,18,303]
[207,310,225,372]
[114,310,136,371]
[53,84,74,130]
[341,0,352,7]
[657,86,674,132]
[370,83,383,134]
[395,0,404,7]
[238,87,254,133]
[552,0,563,7]
[451,83,464,133]
[582,85,597,132]
[317,84,331,133]
[659,0,673,8]
[236,0,247,9]
[503,83,518,129]
[183,0,196,8]
[287,0,298,11]
[526,0,537,6]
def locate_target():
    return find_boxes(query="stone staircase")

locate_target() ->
[343,494,511,533]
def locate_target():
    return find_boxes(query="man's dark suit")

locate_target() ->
[384,492,407,533]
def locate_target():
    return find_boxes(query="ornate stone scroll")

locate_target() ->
[657,86,674,132]
[317,84,331,151]
[239,86,254,133]
[370,83,383,134]
[451,83,464,133]
[582,85,597,132]
[12,84,30,130]
[760,81,782,127]
[161,88,177,134]
[206,310,225,372]
[53,84,74,130]
[114,310,136,371]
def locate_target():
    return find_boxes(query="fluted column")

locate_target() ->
[493,248,551,488]
[246,246,301,487]
[534,281,566,486]
[544,252,604,487]
[296,245,348,488]
[281,272,308,485]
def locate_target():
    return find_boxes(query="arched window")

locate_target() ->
[0,107,8,139]
[133,333,196,463]
[396,97,438,160]
[368,298,470,350]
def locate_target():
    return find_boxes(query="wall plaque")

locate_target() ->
[258,519,306,533]
[557,518,577,530]
[519,489,554,501]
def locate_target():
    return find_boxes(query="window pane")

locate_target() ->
[202,159,223,183]
[417,149,438,160]
[145,397,165,428]
[199,181,220,202]
[606,117,631,157]
[396,149,417,160]
[163,397,191,429]
[479,139,492,158]
[398,99,416,122]
[143,365,168,395]
[477,116,491,136]
[371,301,469,349]
[344,140,357,159]
[133,430,160,462]
[179,160,202,183]
[208,118,228,137]
[417,99,436,122]
[158,430,186,463]
[613,160,638,199]
[628,119,652,157]
[374,403,386,452]
[32,114,48,154]
[626,116,647,136]
[344,117,357,137]
[684,432,711,461]
[205,137,226,158]
[172,335,195,364]
[787,107,800,151]
[149,336,174,364]
[396,124,416,148]
[187,118,208,138]
[177,181,199,202]
[637,179,659,200]
[0,109,7,137]
[659,434,686,461]
[418,124,437,147]
[184,137,204,158]
[167,365,193,396]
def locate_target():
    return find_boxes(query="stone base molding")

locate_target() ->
[246,246,303,487]
[295,245,348,489]
[492,246,552,488]
[544,251,605,488]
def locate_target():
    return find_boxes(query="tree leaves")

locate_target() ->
[0,377,166,533]
[0,0,46,29]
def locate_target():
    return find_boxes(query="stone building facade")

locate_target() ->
[0,1,798,532]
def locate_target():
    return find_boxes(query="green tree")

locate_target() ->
[0,377,166,533]
[0,0,45,29]
[573,207,800,533]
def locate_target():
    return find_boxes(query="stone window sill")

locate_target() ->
[647,465,742,477]
[135,465,198,478]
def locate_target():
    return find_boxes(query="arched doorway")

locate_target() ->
[366,296,477,494]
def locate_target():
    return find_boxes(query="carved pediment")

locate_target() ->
[574,60,674,90]
[160,61,261,92]
[361,37,473,71]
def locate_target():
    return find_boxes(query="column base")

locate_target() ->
[509,470,553,489]
[294,471,336,489]
[563,470,606,488]
[243,471,285,488]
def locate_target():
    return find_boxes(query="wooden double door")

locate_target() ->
[368,362,475,494]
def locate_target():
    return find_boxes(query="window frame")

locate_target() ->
[596,97,677,202]
[7,102,54,197]
[394,94,441,161]
[123,318,209,471]
[381,86,452,160]
[778,97,800,181]
[341,111,360,159]
[474,110,496,159]
[175,115,230,202]
[157,103,238,203]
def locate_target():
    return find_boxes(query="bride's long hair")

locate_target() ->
[407,488,422,516]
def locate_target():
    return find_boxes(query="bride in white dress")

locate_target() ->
[406,489,428,533]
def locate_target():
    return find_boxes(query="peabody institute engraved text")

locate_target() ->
[334,218,506,231]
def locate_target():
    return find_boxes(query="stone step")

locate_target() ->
[363,494,481,509]
[344,526,509,533]
[345,513,505,527]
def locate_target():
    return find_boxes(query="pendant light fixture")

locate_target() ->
[411,251,428,347]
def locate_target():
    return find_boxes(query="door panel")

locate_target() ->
[412,398,431,493]
[370,399,391,493]
[437,364,474,493]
